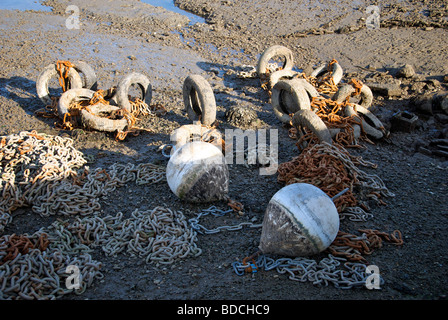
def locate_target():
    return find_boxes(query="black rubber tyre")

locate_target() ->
[257,45,294,78]
[36,63,83,105]
[310,61,344,85]
[344,104,384,139]
[80,104,128,133]
[72,60,98,90]
[271,79,318,124]
[291,109,332,144]
[183,75,217,126]
[115,72,152,112]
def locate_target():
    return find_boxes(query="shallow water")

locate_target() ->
[140,0,205,24]
[0,0,205,25]
[0,0,51,11]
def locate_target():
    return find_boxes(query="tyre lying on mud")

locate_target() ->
[115,72,152,112]
[183,74,217,126]
[59,88,129,133]
[257,45,295,78]
[310,60,344,85]
[36,62,83,105]
[271,78,319,124]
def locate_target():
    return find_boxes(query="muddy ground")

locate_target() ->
[0,0,447,302]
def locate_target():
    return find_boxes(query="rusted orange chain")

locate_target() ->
[1,233,50,265]
[56,60,75,92]
[277,144,358,212]
[89,89,110,106]
[227,198,244,212]
[326,229,403,263]
[27,130,47,140]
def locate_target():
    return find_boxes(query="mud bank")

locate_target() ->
[0,0,447,301]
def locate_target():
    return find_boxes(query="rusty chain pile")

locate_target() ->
[277,141,394,218]
[327,229,403,263]
[0,131,166,232]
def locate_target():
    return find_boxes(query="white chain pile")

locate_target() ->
[234,253,381,289]
[0,131,165,233]
[0,131,201,299]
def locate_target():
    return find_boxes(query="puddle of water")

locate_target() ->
[140,0,205,25]
[0,0,51,12]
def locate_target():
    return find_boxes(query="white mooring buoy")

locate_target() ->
[166,141,229,203]
[259,183,340,257]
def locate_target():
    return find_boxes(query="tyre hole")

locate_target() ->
[189,88,202,116]
[128,83,145,101]
[268,56,287,72]
[279,90,290,114]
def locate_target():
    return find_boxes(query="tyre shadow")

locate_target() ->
[0,76,44,115]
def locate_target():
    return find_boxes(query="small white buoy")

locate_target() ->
[259,183,339,257]
[166,141,229,203]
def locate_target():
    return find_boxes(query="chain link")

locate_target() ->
[188,206,262,235]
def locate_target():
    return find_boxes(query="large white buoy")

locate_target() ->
[166,141,229,203]
[259,183,339,257]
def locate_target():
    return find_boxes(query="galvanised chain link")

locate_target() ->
[0,131,165,233]
[232,253,383,289]
[1,207,202,299]
[1,131,201,299]
[0,231,103,300]
[188,205,393,289]
[188,206,262,235]
[186,206,377,289]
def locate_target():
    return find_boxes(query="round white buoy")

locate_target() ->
[166,141,229,203]
[259,183,339,257]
